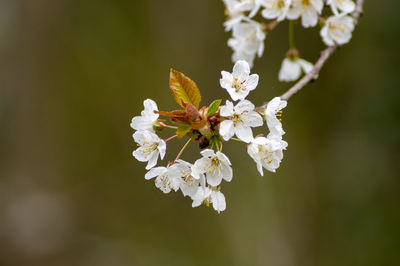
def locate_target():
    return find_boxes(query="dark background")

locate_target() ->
[0,0,399,265]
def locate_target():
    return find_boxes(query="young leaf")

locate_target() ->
[207,99,222,116]
[170,69,201,109]
[176,123,191,138]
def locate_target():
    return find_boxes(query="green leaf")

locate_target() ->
[169,69,201,109]
[176,123,191,138]
[207,99,222,116]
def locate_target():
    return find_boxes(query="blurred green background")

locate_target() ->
[0,0,399,265]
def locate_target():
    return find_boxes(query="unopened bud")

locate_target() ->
[208,115,220,125]
[199,136,210,149]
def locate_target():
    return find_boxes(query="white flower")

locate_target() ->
[265,97,287,136]
[327,0,355,15]
[145,166,182,194]
[219,100,263,142]
[130,99,159,132]
[287,0,323,28]
[320,14,355,46]
[132,130,166,170]
[223,0,246,31]
[220,60,259,101]
[278,57,314,82]
[223,0,263,31]
[227,19,266,68]
[169,160,205,198]
[260,0,292,21]
[192,149,233,187]
[247,135,288,175]
[192,187,226,213]
[234,0,263,18]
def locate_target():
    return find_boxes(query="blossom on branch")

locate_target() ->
[260,0,292,21]
[265,97,287,136]
[145,166,182,194]
[227,19,266,67]
[219,100,263,142]
[327,0,355,15]
[192,149,233,187]
[247,135,288,175]
[220,60,259,101]
[321,14,355,46]
[130,99,159,132]
[132,130,166,170]
[192,187,226,213]
[287,0,323,28]
[278,57,314,82]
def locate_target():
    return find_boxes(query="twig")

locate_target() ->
[278,0,364,101]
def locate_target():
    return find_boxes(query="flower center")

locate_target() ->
[329,22,346,33]
[233,78,245,92]
[209,157,221,173]
[141,141,159,158]
[232,113,241,124]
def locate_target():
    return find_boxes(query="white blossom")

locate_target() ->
[130,99,159,132]
[223,0,263,31]
[327,0,355,15]
[278,57,314,82]
[260,0,292,21]
[320,14,355,46]
[220,60,259,101]
[287,0,323,28]
[227,19,266,68]
[192,149,233,187]
[265,97,287,136]
[145,166,182,194]
[170,160,205,198]
[132,130,166,170]
[247,135,288,175]
[192,187,226,213]
[219,100,263,142]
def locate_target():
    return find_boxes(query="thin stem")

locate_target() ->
[256,0,364,104]
[219,141,223,152]
[215,141,220,152]
[231,137,245,143]
[164,135,178,143]
[289,21,295,49]
[159,122,178,130]
[175,138,192,161]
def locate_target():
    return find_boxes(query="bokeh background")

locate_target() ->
[1,0,399,265]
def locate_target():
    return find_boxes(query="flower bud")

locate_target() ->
[199,136,210,149]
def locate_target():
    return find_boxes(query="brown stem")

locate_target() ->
[279,0,364,101]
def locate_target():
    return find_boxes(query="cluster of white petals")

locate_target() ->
[131,97,232,213]
[132,130,166,170]
[278,57,314,82]
[219,61,289,176]
[260,0,291,21]
[287,0,323,28]
[321,14,355,46]
[327,0,355,15]
[247,135,288,175]
[221,0,356,76]
[220,60,259,101]
[130,99,159,132]
[227,19,266,68]
[247,97,288,175]
[219,100,263,142]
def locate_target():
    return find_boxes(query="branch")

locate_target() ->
[279,0,364,101]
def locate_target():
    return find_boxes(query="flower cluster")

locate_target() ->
[131,60,288,213]
[222,0,356,81]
